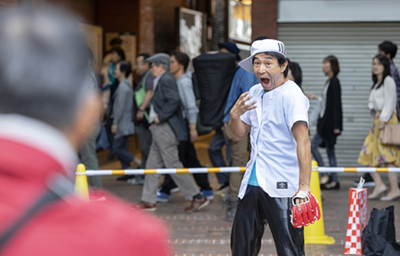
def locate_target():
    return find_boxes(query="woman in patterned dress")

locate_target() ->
[358,54,400,201]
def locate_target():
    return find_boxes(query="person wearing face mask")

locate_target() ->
[229,39,311,256]
[308,56,343,190]
[358,54,400,201]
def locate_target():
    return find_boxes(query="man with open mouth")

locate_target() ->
[229,39,312,255]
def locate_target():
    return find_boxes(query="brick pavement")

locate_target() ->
[100,173,400,256]
[97,135,400,255]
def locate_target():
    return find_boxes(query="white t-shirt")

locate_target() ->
[239,80,309,198]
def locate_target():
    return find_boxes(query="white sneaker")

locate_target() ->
[127,176,144,185]
[170,187,180,193]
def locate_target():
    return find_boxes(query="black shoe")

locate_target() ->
[353,173,375,187]
[321,181,340,190]
[108,153,116,160]
[116,175,135,181]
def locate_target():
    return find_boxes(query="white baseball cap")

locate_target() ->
[238,39,287,73]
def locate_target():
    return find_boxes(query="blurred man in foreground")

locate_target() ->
[0,6,170,255]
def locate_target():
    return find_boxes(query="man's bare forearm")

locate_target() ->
[297,135,311,191]
[229,117,249,141]
[292,122,311,191]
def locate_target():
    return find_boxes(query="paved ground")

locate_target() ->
[96,132,400,256]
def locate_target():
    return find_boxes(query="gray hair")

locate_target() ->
[154,60,169,72]
[0,6,89,130]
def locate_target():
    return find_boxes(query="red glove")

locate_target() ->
[291,191,321,228]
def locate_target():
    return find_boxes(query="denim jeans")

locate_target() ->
[112,136,135,169]
[311,133,337,181]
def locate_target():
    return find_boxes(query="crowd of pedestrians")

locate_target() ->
[86,35,400,212]
[3,4,400,256]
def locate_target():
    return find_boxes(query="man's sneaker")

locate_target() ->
[116,175,135,181]
[135,201,157,212]
[185,195,209,213]
[201,189,214,200]
[127,175,144,185]
[354,174,375,187]
[89,189,106,202]
[156,191,170,203]
[215,183,229,195]
[170,187,180,193]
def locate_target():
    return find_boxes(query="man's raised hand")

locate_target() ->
[230,92,257,120]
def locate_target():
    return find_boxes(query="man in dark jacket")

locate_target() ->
[139,53,209,213]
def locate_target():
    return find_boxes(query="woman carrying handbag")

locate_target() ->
[358,54,400,201]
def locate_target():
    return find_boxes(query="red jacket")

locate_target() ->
[0,137,171,256]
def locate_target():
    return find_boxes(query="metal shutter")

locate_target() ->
[278,22,400,167]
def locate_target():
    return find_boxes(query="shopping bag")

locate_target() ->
[344,178,368,255]
[362,205,396,256]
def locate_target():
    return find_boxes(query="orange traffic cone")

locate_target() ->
[304,161,335,244]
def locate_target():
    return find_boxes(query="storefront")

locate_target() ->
[277,0,400,166]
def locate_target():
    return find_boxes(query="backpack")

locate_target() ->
[192,52,237,127]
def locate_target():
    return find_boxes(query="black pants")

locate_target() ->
[160,139,211,194]
[231,185,305,256]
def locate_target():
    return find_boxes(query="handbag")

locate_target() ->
[380,124,400,145]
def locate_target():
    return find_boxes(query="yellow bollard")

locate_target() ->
[304,160,335,244]
[74,163,89,201]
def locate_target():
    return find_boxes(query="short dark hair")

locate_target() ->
[288,61,302,87]
[118,61,132,78]
[253,36,269,42]
[379,41,398,60]
[171,51,190,72]
[109,37,122,47]
[138,53,150,62]
[372,54,391,90]
[110,47,126,61]
[253,52,289,78]
[323,55,340,76]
